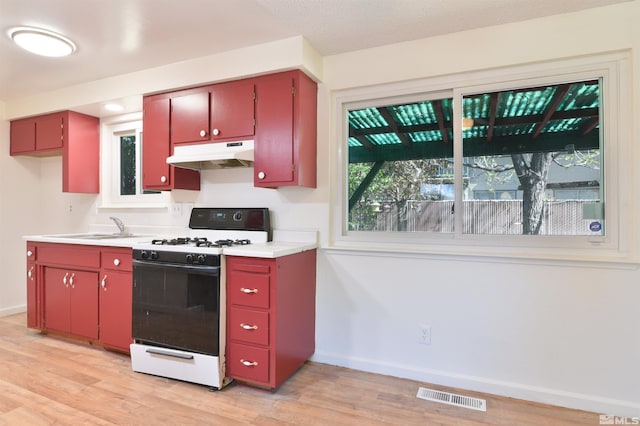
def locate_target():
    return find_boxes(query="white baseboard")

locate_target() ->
[0,305,26,317]
[310,351,640,418]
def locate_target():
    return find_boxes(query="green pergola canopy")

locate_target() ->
[347,80,600,164]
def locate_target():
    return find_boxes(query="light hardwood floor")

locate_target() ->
[0,313,598,425]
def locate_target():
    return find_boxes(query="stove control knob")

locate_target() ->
[197,254,206,264]
[185,253,194,263]
[150,251,159,260]
[140,250,149,259]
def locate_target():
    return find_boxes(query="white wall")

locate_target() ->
[1,1,639,417]
[316,2,640,417]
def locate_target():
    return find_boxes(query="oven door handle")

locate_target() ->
[133,259,220,275]
[145,348,195,360]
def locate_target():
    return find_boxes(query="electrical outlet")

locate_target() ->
[171,203,183,216]
[418,324,432,345]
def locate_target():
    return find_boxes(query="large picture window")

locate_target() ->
[332,53,630,260]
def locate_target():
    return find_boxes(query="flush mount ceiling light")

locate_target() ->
[104,103,124,112]
[8,26,76,57]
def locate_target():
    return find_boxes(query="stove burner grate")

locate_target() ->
[150,237,252,248]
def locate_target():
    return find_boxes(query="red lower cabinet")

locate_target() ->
[225,250,317,389]
[99,249,133,352]
[43,267,99,340]
[26,244,40,329]
[27,242,132,353]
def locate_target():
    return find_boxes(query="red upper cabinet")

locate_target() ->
[10,112,63,155]
[143,96,171,189]
[10,118,36,154]
[170,89,211,144]
[10,111,99,193]
[142,95,200,191]
[170,80,255,145]
[210,78,255,141]
[254,70,317,188]
[63,111,99,193]
[37,113,64,151]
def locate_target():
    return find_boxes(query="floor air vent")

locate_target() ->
[416,387,487,412]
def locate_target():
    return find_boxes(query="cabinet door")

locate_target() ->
[211,79,255,141]
[69,270,99,340]
[10,118,36,154]
[99,270,132,351]
[44,267,71,334]
[36,113,64,151]
[26,261,38,329]
[143,97,172,189]
[171,91,210,144]
[62,111,100,194]
[254,73,295,185]
[26,244,38,329]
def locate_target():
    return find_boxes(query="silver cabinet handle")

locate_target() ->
[113,258,120,266]
[257,171,266,180]
[240,287,258,294]
[101,274,108,291]
[146,348,194,360]
[69,273,75,288]
[240,323,258,330]
[27,250,33,257]
[240,359,258,367]
[28,266,34,280]
[212,128,220,136]
[63,272,69,287]
[160,175,167,183]
[199,129,207,137]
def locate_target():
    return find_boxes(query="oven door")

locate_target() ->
[132,260,220,356]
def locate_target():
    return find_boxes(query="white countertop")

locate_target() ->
[23,233,154,248]
[23,229,318,258]
[222,240,317,258]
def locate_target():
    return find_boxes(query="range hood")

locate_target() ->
[166,140,254,170]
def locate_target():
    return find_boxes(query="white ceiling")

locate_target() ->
[0,0,632,102]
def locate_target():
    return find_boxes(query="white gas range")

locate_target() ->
[129,207,270,389]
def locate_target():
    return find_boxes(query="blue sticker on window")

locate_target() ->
[589,221,602,232]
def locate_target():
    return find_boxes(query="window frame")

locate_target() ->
[99,113,170,209]
[330,52,632,262]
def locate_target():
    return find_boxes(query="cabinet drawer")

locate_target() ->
[101,249,132,271]
[130,343,223,388]
[227,343,269,384]
[228,307,269,346]
[38,244,100,269]
[227,270,270,309]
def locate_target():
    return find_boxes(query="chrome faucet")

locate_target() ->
[109,216,126,234]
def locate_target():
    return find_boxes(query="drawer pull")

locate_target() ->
[69,273,75,288]
[113,258,121,266]
[28,266,34,280]
[146,348,194,360]
[63,272,69,287]
[240,287,258,294]
[240,359,258,367]
[240,323,258,330]
[101,274,108,291]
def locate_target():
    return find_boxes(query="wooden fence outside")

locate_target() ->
[371,200,599,235]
